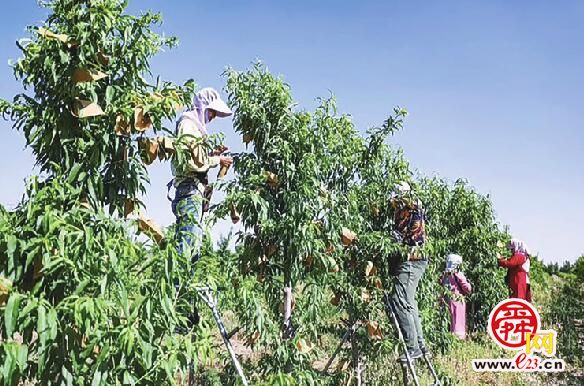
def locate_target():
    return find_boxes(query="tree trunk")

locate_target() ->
[282,282,293,339]
[282,245,294,340]
[351,329,363,386]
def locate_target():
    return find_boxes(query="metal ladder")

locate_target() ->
[321,319,361,375]
[383,292,440,386]
[185,286,249,386]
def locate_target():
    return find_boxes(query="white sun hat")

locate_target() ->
[194,87,232,118]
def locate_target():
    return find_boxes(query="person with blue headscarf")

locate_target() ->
[441,254,472,339]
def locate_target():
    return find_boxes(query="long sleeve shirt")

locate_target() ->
[171,112,220,189]
[498,252,531,301]
[441,271,472,338]
[443,272,472,297]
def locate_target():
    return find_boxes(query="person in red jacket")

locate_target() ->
[498,239,532,302]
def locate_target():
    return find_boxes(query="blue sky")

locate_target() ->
[1,1,582,263]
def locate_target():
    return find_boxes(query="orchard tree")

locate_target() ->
[308,110,410,381]
[416,177,509,336]
[215,63,366,380]
[574,255,584,283]
[1,0,194,213]
[321,130,510,383]
[0,1,223,384]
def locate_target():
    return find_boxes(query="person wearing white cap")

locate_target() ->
[388,181,430,362]
[170,87,233,266]
[441,254,472,339]
[498,238,532,302]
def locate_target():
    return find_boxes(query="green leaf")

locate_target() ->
[90,369,102,386]
[123,371,137,385]
[37,305,47,339]
[6,235,17,257]
[15,343,28,371]
[2,343,17,384]
[37,304,49,374]
[62,366,74,386]
[47,307,58,340]
[105,85,115,106]
[77,171,87,182]
[126,327,134,356]
[4,293,22,337]
[67,163,82,184]
[73,278,91,296]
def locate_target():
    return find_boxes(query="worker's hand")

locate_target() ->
[497,254,505,260]
[219,156,233,168]
[212,145,229,156]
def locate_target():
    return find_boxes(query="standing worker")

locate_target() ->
[170,87,233,264]
[169,88,232,329]
[498,238,532,302]
[441,253,472,339]
[389,182,429,362]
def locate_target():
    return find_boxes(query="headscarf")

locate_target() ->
[445,253,463,272]
[508,238,529,256]
[176,87,232,135]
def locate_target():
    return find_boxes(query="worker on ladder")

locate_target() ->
[169,87,233,326]
[388,181,430,363]
[170,87,233,263]
[169,89,249,386]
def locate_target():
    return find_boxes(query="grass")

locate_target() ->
[183,281,583,385]
[425,333,581,386]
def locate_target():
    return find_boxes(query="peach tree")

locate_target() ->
[0,0,222,384]
[1,0,195,213]
[323,114,415,384]
[319,118,510,384]
[212,63,366,382]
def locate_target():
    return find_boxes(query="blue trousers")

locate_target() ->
[171,182,202,268]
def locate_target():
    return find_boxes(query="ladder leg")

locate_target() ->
[199,289,249,386]
[322,322,356,374]
[400,362,409,386]
[383,292,420,386]
[423,353,441,386]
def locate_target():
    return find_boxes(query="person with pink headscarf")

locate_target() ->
[170,88,233,264]
[498,239,532,302]
[169,88,233,329]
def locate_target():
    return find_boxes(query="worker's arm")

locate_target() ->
[454,272,472,294]
[176,119,220,174]
[498,253,526,268]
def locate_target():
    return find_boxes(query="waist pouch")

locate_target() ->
[168,172,208,201]
[175,181,200,200]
